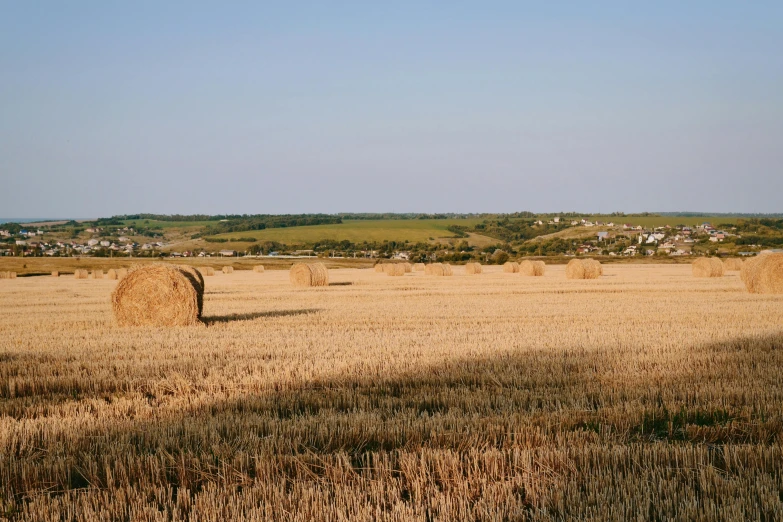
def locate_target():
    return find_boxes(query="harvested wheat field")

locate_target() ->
[1,264,782,520]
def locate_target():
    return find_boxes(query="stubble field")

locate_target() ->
[1,264,782,521]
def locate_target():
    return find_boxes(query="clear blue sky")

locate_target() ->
[1,1,781,218]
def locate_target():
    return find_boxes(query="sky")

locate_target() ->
[1,1,781,218]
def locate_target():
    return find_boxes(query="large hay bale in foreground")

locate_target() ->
[222,266,234,274]
[91,270,103,279]
[519,260,546,276]
[106,269,118,280]
[413,263,425,272]
[74,269,89,279]
[566,259,601,280]
[384,264,406,276]
[253,265,265,273]
[51,271,59,278]
[178,266,205,316]
[465,262,482,275]
[111,264,203,327]
[503,262,519,273]
[693,257,724,278]
[743,253,783,294]
[201,267,215,276]
[290,262,329,287]
[722,258,744,271]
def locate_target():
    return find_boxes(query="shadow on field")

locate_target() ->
[203,308,321,325]
[328,282,353,286]
[5,332,783,504]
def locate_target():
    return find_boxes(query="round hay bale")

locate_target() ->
[51,271,59,277]
[565,259,585,279]
[106,269,118,280]
[413,263,426,272]
[582,259,602,279]
[253,265,265,273]
[0,271,12,279]
[117,268,128,279]
[442,263,453,276]
[74,269,89,279]
[403,262,413,273]
[222,266,234,274]
[290,262,329,287]
[178,266,205,316]
[384,263,406,276]
[566,259,600,279]
[503,262,519,273]
[693,257,724,278]
[743,253,783,294]
[111,264,202,327]
[91,270,103,279]
[722,258,744,271]
[465,262,482,275]
[374,263,386,273]
[10,272,16,279]
[201,267,215,276]
[519,260,545,276]
[424,263,445,276]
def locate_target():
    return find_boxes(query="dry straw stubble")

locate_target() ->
[111,264,203,327]
[290,262,329,287]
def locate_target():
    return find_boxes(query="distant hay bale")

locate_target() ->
[253,265,265,273]
[693,257,725,278]
[582,259,603,278]
[413,263,425,272]
[519,260,545,276]
[74,269,89,279]
[91,270,103,279]
[51,271,59,278]
[722,258,744,271]
[11,272,16,279]
[106,269,118,280]
[425,263,445,276]
[222,266,234,274]
[384,264,406,276]
[111,264,203,327]
[743,253,783,294]
[566,259,601,280]
[403,262,413,273]
[442,263,453,276]
[201,267,215,276]
[503,262,519,273]
[117,268,128,279]
[374,263,386,273]
[0,271,16,279]
[465,262,482,274]
[290,262,329,287]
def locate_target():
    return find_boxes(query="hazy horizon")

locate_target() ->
[2,2,781,217]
